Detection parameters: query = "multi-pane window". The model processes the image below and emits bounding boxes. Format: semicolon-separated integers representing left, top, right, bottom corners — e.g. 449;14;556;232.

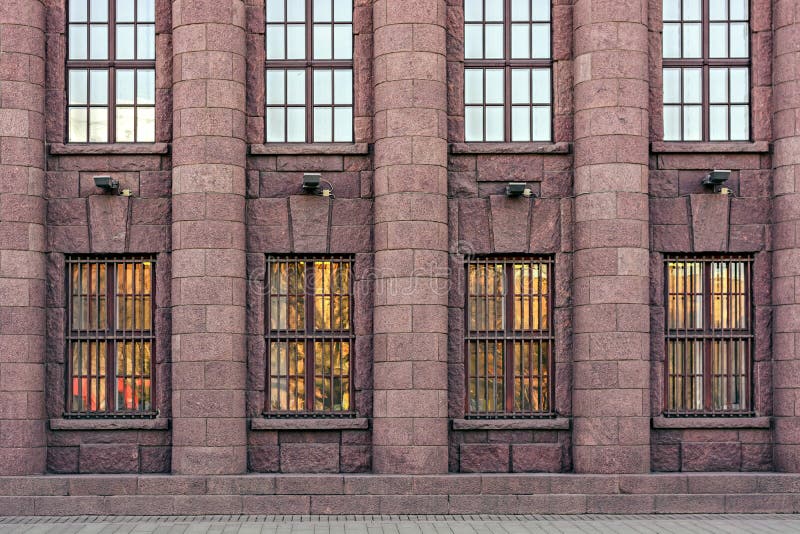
66;257;155;416
465;258;553;416
265;257;353;414
265;0;353;143
662;0;750;141
464;0;552;142
665;257;753;415
67;0;156;143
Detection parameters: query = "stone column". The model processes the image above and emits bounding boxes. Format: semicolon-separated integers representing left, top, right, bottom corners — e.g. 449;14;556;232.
0;0;47;475
571;0;651;473
772;0;800;472
171;0;248;474
371;0;449;474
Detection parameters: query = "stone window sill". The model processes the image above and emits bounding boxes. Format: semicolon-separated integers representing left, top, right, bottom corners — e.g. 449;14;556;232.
249;143;370;156
48;143;170;155
49;418;169;431
651;416;771;429
251;417;369;431
449;142;571;155
650;141;770;154
452;417;571;431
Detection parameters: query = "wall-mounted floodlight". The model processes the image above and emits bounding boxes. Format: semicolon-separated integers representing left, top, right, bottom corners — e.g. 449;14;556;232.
302;173;322;193
94;175;119;193
702;169;732;194
506;182;535;198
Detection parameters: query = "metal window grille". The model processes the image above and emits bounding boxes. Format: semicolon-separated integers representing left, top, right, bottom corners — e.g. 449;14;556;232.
464;0;553;142
65;256;156;416
664;256;753;415
66;0;156;143
465;257;554;417
265;256;354;416
662;0;751;141
265;0;354;143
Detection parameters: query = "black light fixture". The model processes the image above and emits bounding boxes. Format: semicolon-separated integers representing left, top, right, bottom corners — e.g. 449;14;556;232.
302;173;322;193
702;169;732;194
94;175;119;193
505;182;534;198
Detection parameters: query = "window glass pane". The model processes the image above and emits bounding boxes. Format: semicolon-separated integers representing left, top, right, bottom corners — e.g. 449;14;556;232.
116;24;135;59
116;0;134;21
511;106;531;141
333;24;352;59
90;24;108;60
511;24;530;59
266;70;286;105
314;0;332;21
683;105;702;140
709;68;728;103
137;71;155;105
89;107;108;142
512;0;529;21
730;68;749;103
69;25;88;59
90;0;107;21
532;0;550;20
69;70;88;106
531;24;550;58
531;68;550;104
70;0;88;22
266;107;286;142
286;24;306;59
266;0;285;22
465;106;483;141
710;0;727;20
286;69;306;105
464;25;484;58
69;108;88;142
683;0;701;20
465;69;484;105
116;107;135;142
683;23;701;57
485;106;504;141
333;0;352;22
485;0;503;21
663;68;681;104
138;0;156;22
532;106;550;141
663;0;680;20
511;69;530;104
465;0;482;21
314;24;333;59
484;24;504;58
662;24;681;58
731;0;748;19
710;105;728;140
709;23;728;57
730;23;749;57
137;25;155;59
266;25;286;59
117;69;135;105
730;105;749;140
485;69;504;104
89;69;108;105
683;68;702;104
333;70;352;105
314;70;333;105
314;107;333;142
334;107;352;142
287;107;306;142
137;107;155;142
663;105;681;140
287;1;305;21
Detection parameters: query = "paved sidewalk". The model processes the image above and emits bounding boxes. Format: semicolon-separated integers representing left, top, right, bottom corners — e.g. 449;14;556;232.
2;515;800;533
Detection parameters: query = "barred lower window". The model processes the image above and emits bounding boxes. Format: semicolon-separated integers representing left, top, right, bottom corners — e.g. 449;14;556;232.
465;258;553;416
662;0;750;141
67;0;156;143
464;0;552;142
265;0;353;143
665;257;753;415
66;257;155;416
265;257;353;414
